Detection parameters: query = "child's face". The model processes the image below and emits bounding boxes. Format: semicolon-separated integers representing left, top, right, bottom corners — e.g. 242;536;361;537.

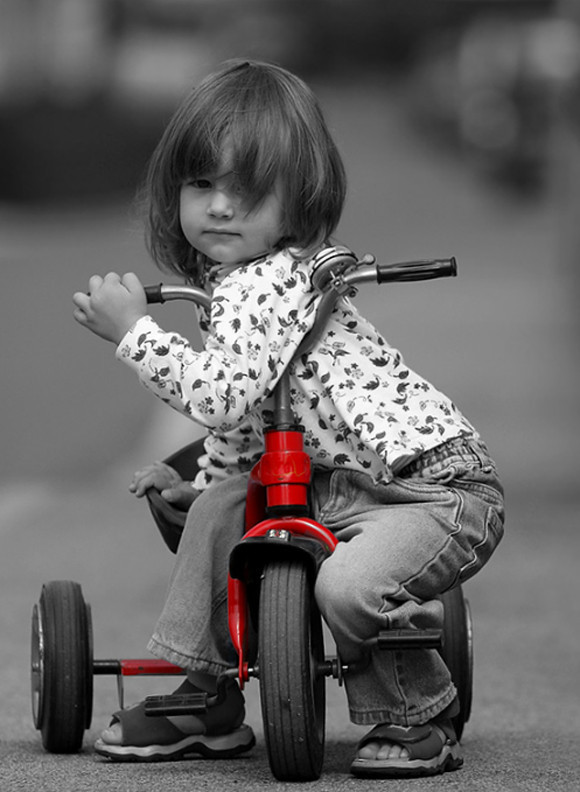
180;154;284;266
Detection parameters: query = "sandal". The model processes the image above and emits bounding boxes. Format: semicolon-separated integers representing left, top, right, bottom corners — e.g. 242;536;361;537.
350;715;463;778
94;679;255;762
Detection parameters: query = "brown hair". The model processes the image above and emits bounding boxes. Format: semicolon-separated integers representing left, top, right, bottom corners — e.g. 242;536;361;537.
142;59;347;284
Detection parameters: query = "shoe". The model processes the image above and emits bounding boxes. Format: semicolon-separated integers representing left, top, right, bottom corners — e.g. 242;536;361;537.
350;708;463;778
94;678;255;762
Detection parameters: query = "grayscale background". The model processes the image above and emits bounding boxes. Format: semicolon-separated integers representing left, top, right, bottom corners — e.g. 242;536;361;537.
1;2;578;790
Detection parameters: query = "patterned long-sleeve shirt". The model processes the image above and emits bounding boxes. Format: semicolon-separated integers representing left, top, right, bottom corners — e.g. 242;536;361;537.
116;248;478;490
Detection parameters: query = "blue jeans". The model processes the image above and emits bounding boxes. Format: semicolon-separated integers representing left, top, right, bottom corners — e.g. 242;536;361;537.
148;436;504;727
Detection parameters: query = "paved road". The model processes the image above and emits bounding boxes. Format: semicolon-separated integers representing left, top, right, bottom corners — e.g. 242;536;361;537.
2;477;579;792
1;77;579;790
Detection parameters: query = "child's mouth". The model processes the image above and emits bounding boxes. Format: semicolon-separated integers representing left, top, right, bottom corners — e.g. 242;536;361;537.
204;228;240;237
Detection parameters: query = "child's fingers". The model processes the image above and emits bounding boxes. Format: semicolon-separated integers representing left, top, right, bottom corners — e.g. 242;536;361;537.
88;274;104;293
148;461;182;487
72;291;95;323
72;306;88;325
161;483;200;510
130;466;159;495
130;475;154;497
130;462;182;496
131;471;161;495
72;291;90;310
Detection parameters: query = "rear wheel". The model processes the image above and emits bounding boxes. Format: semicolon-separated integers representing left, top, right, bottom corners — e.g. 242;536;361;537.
31;580;93;753
439;585;473;740
258;558;326;781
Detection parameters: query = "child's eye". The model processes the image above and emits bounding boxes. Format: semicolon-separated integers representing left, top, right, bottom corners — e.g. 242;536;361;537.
190;178;213;190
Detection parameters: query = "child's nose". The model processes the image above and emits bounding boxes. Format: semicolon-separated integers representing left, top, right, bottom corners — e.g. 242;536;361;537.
207;189;235;218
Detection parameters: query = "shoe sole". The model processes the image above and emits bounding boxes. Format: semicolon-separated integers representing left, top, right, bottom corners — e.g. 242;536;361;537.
350;742;463;778
94;724;256;762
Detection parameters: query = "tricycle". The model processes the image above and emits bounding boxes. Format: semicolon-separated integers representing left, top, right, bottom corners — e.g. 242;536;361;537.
31;246;472;780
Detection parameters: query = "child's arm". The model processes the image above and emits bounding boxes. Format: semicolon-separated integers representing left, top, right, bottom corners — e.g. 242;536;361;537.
72;272;147;344
115;252;317;433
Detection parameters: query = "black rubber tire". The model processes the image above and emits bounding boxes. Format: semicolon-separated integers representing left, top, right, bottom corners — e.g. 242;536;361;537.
258;558;326;781
31;580;93;753
439;585;473;740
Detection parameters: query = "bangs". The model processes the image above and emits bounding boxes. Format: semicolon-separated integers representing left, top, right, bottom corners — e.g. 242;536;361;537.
174;71;294;209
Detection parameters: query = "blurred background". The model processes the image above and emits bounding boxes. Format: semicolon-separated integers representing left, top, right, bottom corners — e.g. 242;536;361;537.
2;2;580;786
1;0;578;493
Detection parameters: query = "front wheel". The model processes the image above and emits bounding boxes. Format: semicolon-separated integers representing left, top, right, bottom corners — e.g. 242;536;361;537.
258;558;326;781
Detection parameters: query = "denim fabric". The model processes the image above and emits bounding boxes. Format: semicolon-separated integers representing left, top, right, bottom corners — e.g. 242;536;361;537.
148;437;504;727
147;473;249;677
312;436;504;725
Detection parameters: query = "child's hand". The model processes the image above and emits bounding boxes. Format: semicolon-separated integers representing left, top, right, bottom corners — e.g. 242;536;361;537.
130;461;201;511
72;272;147;344
158;481;202;511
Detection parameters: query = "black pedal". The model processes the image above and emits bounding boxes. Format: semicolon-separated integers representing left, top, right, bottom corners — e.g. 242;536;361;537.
144;692;209;717
377;628;443;650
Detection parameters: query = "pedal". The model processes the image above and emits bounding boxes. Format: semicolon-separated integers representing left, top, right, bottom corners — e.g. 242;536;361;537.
377;628;443;650
144;692;209;717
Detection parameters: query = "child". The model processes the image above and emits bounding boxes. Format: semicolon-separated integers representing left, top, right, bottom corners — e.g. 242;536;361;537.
73;59;504;778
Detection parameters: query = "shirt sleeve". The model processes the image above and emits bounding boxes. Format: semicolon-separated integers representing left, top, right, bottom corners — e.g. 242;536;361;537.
115;250;318;434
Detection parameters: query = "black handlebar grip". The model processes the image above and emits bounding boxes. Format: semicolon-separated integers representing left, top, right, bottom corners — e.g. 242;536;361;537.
376;257;457;283
144;284;165;303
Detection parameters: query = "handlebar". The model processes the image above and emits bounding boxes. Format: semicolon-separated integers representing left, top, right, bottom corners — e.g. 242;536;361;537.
144;284;164;303
375;257;456;283
142;250;457;424
144;284;212;311
143;251;457;308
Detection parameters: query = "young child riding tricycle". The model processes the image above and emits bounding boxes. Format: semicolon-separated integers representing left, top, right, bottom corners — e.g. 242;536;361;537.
71;59;504;779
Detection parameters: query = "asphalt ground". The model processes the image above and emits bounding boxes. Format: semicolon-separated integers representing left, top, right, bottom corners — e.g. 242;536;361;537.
1;77;579;790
